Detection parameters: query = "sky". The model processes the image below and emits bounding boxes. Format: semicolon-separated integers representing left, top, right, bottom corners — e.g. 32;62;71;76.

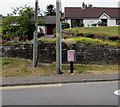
0;0;120;16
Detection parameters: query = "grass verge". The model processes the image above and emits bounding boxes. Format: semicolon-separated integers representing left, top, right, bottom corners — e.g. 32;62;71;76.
63;26;120;37
0;57;119;78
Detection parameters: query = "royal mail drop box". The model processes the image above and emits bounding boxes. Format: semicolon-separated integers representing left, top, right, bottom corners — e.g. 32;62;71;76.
67;50;76;62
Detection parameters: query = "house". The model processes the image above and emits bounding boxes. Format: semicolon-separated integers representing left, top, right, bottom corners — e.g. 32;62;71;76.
65;3;120;27
44;16;56;35
38;16;56;35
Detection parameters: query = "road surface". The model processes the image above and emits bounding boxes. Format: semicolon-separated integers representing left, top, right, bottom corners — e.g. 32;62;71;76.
2;81;119;105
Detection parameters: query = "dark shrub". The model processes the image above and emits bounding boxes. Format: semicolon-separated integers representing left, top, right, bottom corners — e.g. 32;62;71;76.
91;23;97;26
84;33;94;38
76;33;84;37
108;36;120;41
62;21;70;29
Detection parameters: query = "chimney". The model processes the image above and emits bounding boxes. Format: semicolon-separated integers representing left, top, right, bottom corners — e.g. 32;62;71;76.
82;2;86;9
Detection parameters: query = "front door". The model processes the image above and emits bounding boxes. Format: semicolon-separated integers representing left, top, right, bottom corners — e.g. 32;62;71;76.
47;24;56;35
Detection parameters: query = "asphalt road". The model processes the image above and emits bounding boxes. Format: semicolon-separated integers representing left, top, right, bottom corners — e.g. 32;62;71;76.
2;81;119;105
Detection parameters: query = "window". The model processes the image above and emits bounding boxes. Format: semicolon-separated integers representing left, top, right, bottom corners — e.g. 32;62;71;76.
71;19;83;28
101;19;107;26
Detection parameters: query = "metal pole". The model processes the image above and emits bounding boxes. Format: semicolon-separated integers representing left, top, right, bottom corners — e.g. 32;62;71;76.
70;62;73;73
33;0;38;67
56;0;62;74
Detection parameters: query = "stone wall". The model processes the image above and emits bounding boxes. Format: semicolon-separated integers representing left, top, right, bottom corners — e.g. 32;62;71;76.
1;44;33;59
1;43;120;64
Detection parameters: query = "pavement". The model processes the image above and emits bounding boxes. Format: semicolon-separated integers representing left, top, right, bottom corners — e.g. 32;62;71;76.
1;74;120;87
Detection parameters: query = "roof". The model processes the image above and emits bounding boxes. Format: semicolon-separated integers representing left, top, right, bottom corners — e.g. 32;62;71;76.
45;16;56;24
65;7;120;19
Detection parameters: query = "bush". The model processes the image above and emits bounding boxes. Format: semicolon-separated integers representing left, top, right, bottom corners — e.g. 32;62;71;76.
79;22;84;27
76;33;84;37
62;21;70;29
91;23;97;26
37;36;119;47
97;21;107;26
108;36;120;41
84;33;94;38
2;35;11;41
73;37;119;47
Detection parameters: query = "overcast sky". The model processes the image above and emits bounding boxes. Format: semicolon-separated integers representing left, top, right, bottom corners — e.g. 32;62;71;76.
0;0;120;16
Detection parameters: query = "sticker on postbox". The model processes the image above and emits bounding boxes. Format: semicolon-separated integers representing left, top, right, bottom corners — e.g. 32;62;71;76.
67;50;76;62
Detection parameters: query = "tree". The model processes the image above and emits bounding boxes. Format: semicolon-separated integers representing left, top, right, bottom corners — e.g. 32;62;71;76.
38;18;45;25
16;6;35;40
2;5;43;41
45;4;56;16
2;16;19;41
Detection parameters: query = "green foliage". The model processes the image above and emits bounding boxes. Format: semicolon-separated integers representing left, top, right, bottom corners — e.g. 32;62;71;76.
97;21;107;26
63;26;120;37
2;58;14;65
75;64;105;74
62;21;70;29
2;35;10;41
83;33;94;38
37;37;119;47
91;23;97;26
2;16;16;26
45;4;56;16
37;38;56;44
2;5;36;41
1;57;118;77
108;36;120;41
38;18;45;25
62;22;69;29
73;37;119;47
62;65;70;70
79;22;84;27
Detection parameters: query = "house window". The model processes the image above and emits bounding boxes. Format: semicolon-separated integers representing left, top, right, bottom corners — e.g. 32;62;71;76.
71;19;83;28
101;19;107;26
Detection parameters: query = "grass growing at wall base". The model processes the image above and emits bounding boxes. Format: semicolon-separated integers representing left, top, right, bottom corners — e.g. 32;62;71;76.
1;57;119;78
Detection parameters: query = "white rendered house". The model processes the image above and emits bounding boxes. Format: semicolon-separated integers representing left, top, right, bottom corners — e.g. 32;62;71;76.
65;3;120;27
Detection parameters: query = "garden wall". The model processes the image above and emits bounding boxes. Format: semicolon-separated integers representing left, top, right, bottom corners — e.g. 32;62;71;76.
1;43;120;64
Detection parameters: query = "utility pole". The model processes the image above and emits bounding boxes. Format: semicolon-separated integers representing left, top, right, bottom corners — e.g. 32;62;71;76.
33;0;38;67
56;0;62;74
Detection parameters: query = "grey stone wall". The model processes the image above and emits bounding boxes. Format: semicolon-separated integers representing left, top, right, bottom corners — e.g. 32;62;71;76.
1;44;33;59
1;43;120;64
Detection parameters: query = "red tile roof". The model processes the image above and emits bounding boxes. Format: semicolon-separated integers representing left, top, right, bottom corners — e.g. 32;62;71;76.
65;7;120;19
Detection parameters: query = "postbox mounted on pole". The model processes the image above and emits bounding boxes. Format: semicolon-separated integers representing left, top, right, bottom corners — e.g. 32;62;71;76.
67;50;76;62
67;50;76;73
